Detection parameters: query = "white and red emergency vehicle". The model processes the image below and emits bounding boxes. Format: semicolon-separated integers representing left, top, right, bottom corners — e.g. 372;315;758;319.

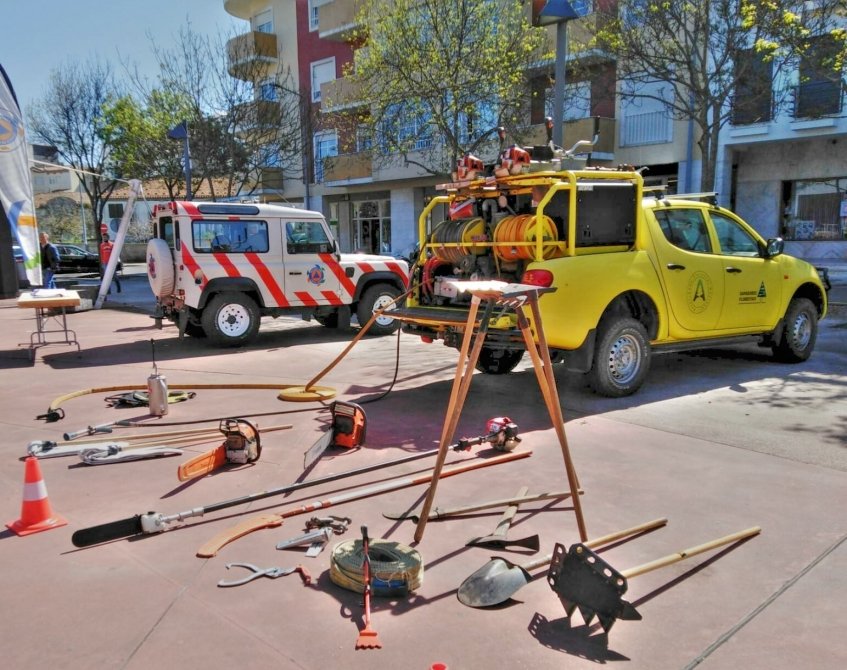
146;201;409;346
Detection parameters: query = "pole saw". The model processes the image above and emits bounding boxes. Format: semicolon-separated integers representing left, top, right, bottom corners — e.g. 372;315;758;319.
71;419;522;548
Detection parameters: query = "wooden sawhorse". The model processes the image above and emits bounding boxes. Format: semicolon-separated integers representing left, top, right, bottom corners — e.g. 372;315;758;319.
413;281;587;543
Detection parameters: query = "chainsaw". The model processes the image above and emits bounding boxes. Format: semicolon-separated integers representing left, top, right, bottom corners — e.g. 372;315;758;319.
178;419;261;481
302;401;367;469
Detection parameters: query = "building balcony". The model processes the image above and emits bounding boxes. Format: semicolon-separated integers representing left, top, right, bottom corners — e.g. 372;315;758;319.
318;0;364;42
793;80;843;119
257;167;284;192
730;92;773;126
322;152;373;185
227;31;278;80
320;77;366;112
619;110;672;147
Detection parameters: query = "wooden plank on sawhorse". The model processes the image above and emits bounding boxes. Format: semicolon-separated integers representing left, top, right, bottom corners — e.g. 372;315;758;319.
413;281;587;544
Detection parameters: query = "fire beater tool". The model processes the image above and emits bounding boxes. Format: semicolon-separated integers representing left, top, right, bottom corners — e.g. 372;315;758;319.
547;526;761;632
355;526;382;650
466;486;540;551
71;422;526;549
457;518;669;608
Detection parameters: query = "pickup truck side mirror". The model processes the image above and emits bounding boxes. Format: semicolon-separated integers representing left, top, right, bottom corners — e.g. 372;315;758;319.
764;237;784;258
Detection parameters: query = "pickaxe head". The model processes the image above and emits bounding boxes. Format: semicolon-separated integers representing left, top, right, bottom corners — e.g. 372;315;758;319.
546;542;642;633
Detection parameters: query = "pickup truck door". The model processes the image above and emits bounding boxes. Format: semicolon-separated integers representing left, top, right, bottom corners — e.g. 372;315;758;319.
709;210;783;329
651;208;726;332
282;219;342;307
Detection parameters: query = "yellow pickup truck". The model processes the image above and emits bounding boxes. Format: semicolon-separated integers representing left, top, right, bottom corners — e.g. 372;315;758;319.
391;166;828;397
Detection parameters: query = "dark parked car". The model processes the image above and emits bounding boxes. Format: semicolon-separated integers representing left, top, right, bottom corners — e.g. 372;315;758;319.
55;243;122;274
12;244;30;288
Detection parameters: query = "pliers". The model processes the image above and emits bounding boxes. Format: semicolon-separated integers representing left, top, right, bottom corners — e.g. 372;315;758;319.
217;562;312;587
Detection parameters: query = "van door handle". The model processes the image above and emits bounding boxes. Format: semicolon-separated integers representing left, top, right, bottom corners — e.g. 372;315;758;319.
725;267;742;274
666;263;686;271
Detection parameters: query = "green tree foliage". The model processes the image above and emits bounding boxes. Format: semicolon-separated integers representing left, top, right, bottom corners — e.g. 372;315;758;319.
344;0;548;175
590;0;810;193
35;196;86;242
101;89;194;198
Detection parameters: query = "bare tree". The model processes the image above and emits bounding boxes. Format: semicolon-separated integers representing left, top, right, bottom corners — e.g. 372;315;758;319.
588;0;810;192
27;59;120;234
149;22;307;200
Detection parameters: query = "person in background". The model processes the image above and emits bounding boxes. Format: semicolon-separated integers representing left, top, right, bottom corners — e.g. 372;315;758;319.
99;234;121;293
39;231;59;289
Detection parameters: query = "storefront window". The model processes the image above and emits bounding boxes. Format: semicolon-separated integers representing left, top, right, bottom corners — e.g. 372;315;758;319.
782;177;847;241
353;199;391;254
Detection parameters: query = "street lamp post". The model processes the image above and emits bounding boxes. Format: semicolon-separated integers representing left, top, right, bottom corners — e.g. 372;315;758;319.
538;1;579;149
167;121;193;200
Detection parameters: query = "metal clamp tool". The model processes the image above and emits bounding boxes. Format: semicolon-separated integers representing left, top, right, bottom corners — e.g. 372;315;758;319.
217;562;311;587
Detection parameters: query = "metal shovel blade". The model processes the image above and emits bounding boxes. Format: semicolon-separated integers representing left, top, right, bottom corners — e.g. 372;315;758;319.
457;556;534;608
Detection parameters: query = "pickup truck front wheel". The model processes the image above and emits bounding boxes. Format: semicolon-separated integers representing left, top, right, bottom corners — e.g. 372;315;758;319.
588;316;650;397
357;284;401;336
772;297;817;363
202;292;260;347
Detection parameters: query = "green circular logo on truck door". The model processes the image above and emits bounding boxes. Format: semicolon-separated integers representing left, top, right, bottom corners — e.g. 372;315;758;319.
687;271;713;314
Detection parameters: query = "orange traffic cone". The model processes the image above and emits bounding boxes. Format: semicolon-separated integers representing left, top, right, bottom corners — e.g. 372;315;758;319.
6;456;67;536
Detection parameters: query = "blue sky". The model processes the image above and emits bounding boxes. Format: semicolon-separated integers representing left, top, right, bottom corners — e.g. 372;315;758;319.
2;0;242;113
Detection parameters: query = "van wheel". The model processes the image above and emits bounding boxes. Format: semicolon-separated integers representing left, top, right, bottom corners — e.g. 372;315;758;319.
357;284;401;336
202;292;260;347
588;316;650;397
476;347;524;375
772;297;817;362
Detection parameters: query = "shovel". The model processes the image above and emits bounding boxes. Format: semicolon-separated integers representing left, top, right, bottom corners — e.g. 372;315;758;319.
466;486;540;551
457;518;669;608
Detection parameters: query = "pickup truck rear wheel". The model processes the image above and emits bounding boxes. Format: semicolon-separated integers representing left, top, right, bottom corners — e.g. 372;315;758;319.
202;292;260;347
476;347;524;375
588;316;650;397
772;297;817;362
357;284;401;336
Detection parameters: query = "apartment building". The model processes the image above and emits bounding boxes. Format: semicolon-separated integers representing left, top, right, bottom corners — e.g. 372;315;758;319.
224;1;845;262
716;34;847;263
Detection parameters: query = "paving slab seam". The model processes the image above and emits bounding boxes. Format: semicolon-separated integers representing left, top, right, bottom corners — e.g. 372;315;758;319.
682;530;847;669
120;584;189;670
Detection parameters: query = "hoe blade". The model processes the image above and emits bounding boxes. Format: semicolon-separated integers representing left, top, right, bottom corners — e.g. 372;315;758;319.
547;542;641;633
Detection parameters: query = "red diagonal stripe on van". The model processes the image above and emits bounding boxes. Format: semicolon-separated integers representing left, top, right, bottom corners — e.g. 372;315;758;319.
295;291;319;307
385;261;409;286
180;245;207;289
321;290;344;305
246;253;289;307
320;253;357;297
213;252;240;277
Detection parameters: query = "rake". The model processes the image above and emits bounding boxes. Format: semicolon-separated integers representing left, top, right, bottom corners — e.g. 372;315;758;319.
355;525;382;650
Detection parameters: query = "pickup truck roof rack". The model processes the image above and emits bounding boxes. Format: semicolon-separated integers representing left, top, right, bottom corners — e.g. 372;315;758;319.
649;190;718;205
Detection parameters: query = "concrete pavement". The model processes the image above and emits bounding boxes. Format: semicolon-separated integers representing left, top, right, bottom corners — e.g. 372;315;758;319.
0;269;844;669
